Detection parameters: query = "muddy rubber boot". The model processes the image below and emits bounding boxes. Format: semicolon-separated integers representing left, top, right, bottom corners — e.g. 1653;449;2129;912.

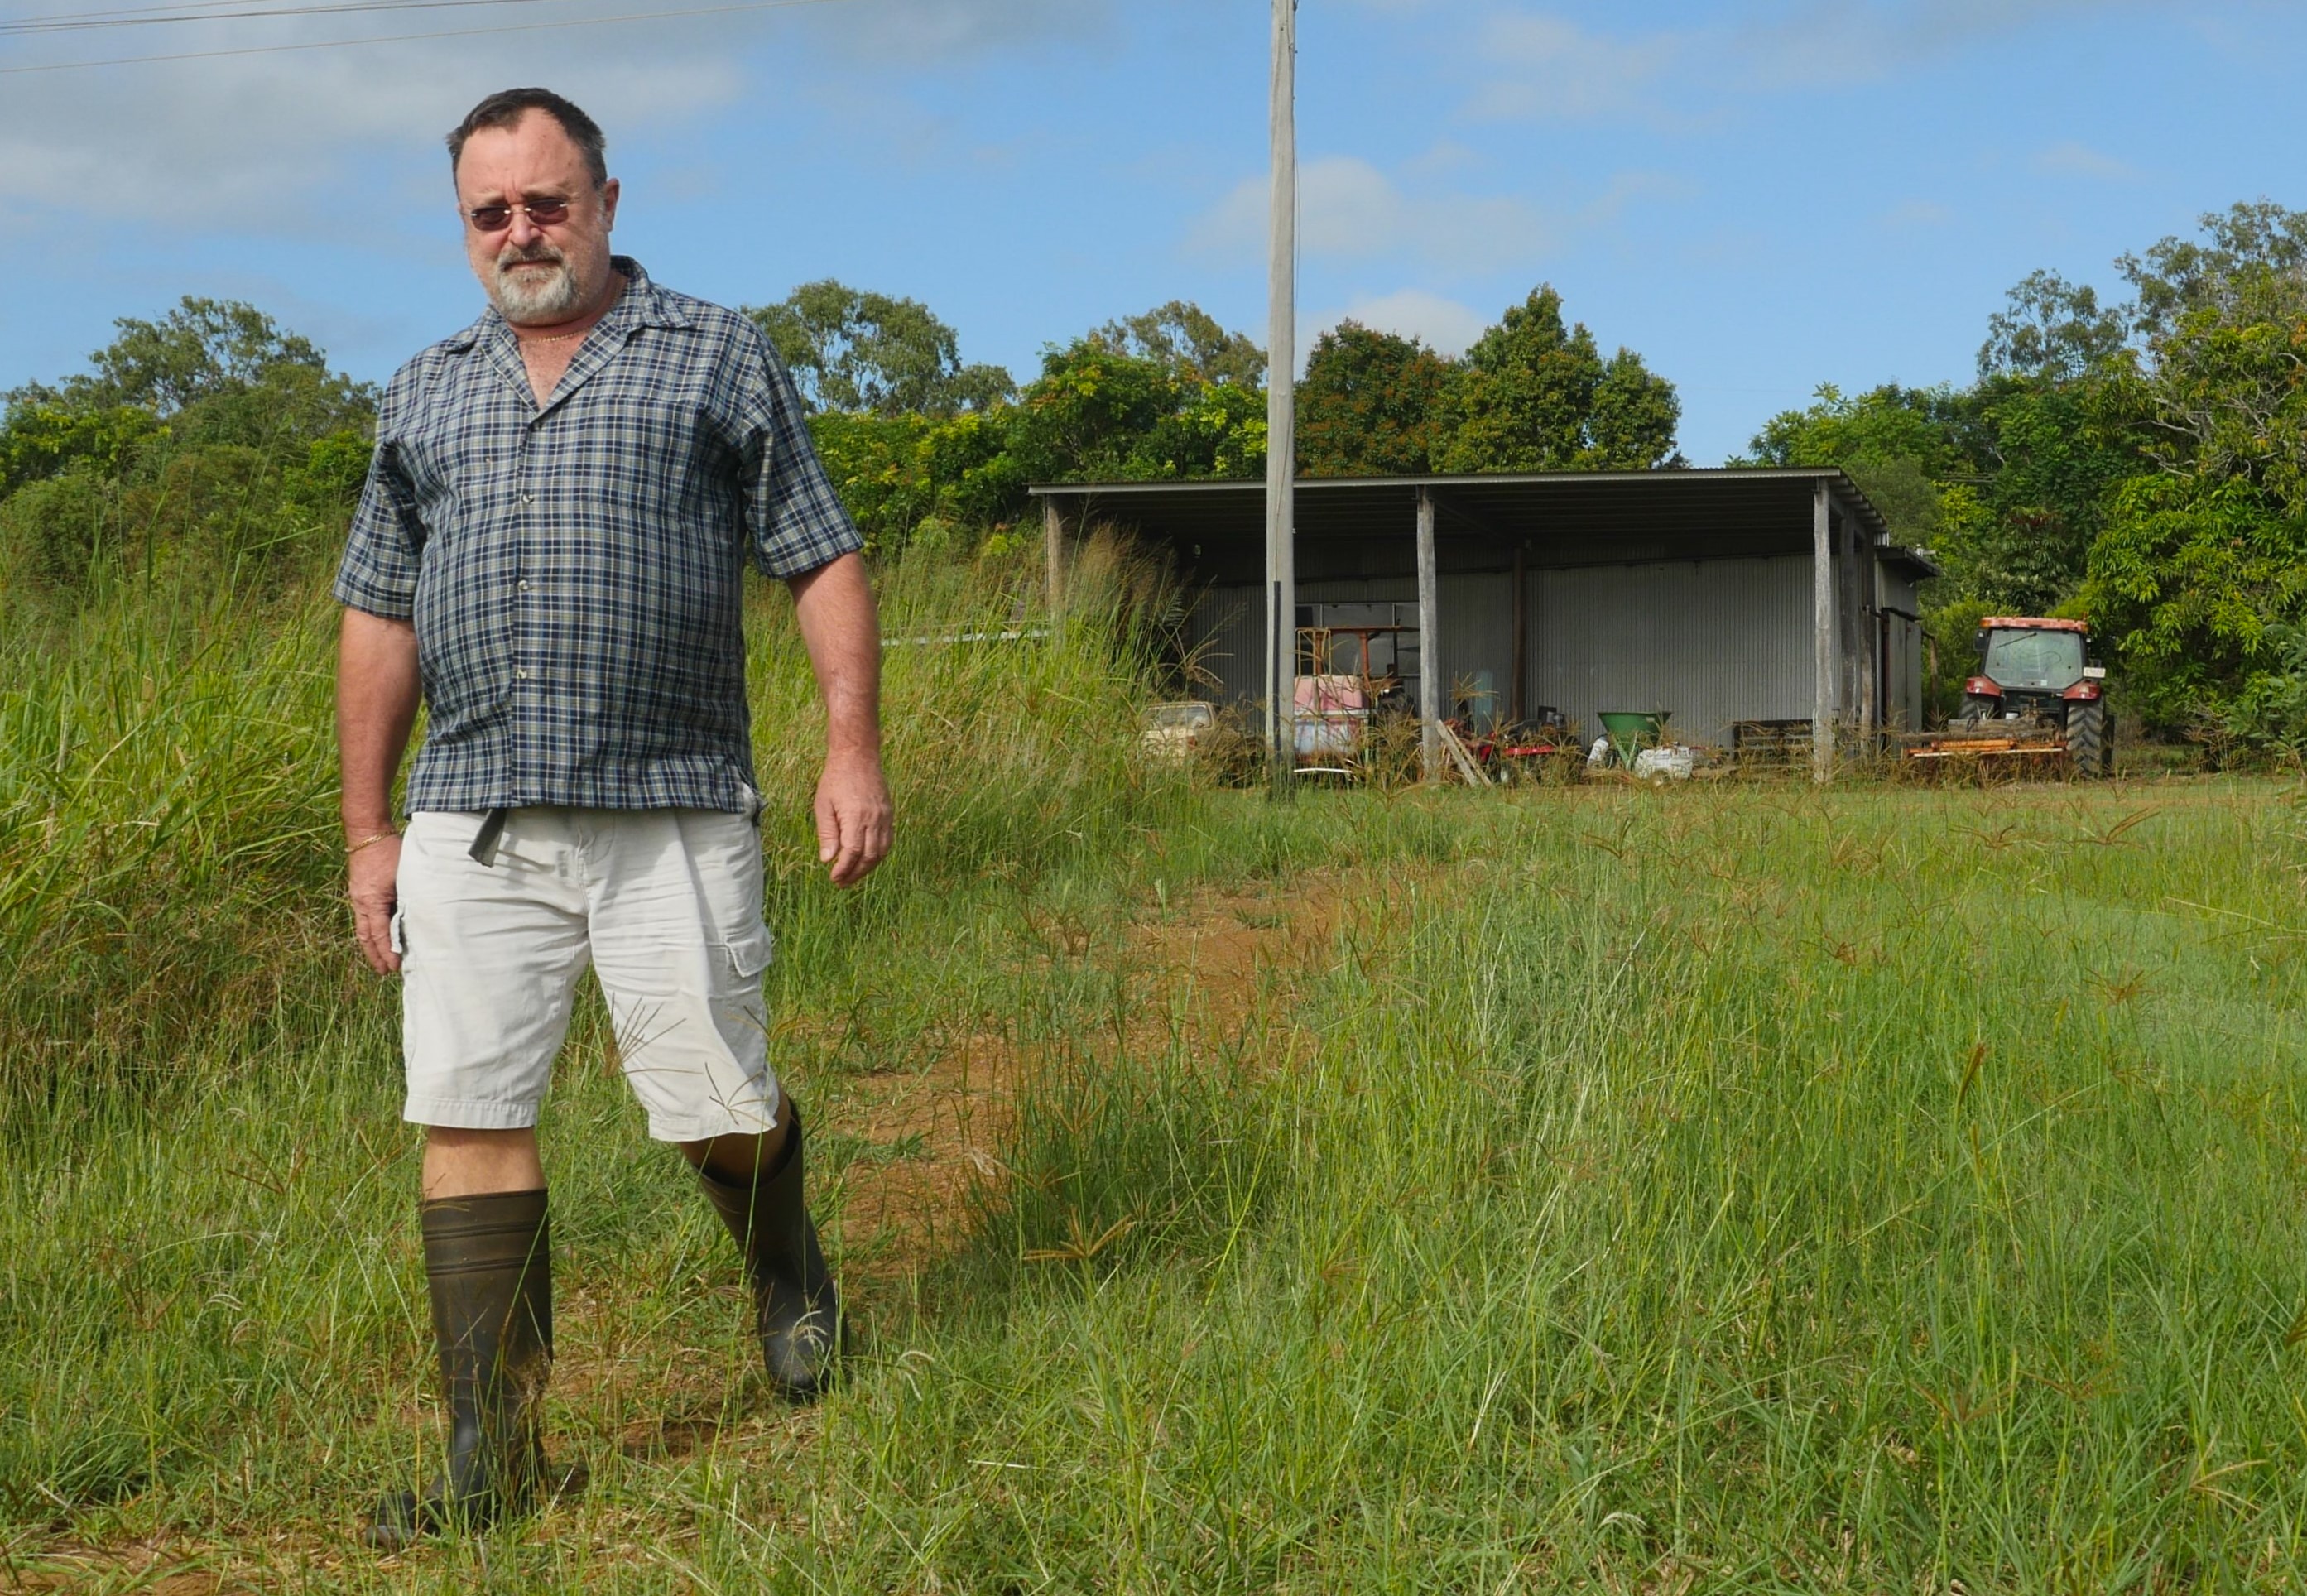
366;1188;553;1550
698;1109;842;1398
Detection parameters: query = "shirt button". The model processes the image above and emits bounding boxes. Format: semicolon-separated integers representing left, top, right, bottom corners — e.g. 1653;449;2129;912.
517;668;530;680
518;580;531;592
520;493;535;506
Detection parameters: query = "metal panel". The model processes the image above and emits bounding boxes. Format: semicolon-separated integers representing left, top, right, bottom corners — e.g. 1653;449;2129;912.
1526;555;1814;749
1436;571;1514;728
1184;585;1265;709
1878;565;1924;731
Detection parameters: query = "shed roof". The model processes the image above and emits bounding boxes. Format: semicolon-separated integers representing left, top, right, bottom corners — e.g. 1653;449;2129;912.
1029;467;1910;586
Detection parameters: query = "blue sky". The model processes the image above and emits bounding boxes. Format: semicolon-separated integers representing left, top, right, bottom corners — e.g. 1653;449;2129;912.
1;0;2300;463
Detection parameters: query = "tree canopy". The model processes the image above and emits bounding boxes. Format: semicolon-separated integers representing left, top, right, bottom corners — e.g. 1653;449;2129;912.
1296;322;1454;477
1088;301;1267;389
0;298;375;600
745;281;1014;417
1441;288;1681;473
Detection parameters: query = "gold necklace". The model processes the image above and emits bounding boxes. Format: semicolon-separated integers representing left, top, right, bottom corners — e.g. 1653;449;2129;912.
519;324;589;346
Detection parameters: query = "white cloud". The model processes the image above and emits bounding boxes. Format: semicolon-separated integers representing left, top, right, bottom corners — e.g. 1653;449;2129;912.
0;0;1101;226
2032;139;2139;181
1320;289;1491;358
1733;0;2175;86
1464;14;1685;122
796;0;1112;63
1192;156;1553;273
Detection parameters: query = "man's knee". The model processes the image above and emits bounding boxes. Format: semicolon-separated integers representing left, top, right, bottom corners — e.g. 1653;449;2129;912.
421;1124;544;1200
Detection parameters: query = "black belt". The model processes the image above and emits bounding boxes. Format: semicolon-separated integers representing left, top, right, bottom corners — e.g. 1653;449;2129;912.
469;806;509;867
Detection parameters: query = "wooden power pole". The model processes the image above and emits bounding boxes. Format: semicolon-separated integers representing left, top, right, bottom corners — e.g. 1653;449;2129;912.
1265;0;1297;795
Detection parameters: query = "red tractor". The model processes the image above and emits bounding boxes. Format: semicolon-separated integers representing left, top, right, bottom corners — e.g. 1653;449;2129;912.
1904;617;2114;776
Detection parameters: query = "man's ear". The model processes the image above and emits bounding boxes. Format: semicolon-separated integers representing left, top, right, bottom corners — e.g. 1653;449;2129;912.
601;176;620;231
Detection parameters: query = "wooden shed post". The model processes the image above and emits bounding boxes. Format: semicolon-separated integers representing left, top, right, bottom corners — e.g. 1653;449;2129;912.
1812;479;1835;783
1857;541;1877;753
1043;495;1064;614
1417;487;1442;782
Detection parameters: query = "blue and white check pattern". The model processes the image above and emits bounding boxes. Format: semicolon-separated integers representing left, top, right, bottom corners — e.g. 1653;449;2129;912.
335;258;861;815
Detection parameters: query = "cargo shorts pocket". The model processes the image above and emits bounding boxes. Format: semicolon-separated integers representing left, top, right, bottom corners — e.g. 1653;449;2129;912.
722;921;775;982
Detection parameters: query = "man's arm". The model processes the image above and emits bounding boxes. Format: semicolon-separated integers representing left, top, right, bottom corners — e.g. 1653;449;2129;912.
339;607;421;973
788;550;891;887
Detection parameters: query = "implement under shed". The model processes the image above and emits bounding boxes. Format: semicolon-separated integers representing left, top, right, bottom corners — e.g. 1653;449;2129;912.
1031;469;1935;778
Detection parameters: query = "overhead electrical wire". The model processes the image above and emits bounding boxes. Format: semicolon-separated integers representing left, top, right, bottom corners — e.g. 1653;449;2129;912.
2;1;571;38
0;0;848;73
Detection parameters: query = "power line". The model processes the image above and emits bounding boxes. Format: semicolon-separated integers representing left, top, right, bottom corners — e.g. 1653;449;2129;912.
2;1;570;39
0;0;847;73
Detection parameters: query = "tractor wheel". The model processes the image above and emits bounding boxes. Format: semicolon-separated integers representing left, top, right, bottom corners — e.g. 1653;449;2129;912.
2067;699;2107;778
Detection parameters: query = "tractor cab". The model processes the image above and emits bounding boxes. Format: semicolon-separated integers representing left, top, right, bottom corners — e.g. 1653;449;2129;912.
1963;618;2105;724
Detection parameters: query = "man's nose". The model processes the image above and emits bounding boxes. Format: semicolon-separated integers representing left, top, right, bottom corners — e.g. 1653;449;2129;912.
505;208;542;248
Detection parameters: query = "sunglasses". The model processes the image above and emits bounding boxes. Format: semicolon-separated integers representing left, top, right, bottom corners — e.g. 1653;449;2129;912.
465;198;572;233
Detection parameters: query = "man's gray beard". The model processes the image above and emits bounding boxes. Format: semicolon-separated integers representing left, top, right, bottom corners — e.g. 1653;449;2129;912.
491;248;588;324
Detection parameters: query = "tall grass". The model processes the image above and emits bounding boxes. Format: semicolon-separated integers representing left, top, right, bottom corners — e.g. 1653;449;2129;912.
0;536;1185;1109
6;546;2307;1589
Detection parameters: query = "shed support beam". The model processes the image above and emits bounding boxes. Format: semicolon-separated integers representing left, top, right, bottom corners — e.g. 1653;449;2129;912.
1858;542;1877;754
1042;496;1064;613
1812;480;1835;783
1417;487;1442;782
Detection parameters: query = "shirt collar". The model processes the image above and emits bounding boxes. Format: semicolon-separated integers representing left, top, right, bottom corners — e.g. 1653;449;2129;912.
446;256;689;352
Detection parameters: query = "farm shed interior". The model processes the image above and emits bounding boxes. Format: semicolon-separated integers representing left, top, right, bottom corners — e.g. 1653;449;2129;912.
1031;468;1936;762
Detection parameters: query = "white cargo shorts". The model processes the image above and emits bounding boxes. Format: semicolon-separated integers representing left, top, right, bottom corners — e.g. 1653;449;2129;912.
392;805;781;1142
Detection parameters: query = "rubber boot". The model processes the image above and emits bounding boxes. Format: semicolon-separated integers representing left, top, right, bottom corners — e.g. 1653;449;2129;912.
698;1109;842;1398
367;1188;553;1550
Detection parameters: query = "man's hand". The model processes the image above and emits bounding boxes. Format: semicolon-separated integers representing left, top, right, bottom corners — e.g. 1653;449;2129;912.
815;754;892;887
349;834;404;973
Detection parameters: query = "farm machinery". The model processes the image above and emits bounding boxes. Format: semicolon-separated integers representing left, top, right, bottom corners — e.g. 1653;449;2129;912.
1901;617;2114;776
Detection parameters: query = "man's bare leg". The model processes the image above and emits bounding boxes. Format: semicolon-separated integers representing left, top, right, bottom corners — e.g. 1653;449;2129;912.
422;1127;546;1200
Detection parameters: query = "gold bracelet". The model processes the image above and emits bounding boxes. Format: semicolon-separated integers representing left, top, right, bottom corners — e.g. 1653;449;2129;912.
346;829;400;856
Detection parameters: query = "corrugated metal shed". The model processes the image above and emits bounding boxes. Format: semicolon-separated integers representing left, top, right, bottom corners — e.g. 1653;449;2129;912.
1060;469;1931;760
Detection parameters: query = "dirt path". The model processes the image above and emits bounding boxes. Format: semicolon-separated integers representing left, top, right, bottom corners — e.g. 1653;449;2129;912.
825;871;1347;1285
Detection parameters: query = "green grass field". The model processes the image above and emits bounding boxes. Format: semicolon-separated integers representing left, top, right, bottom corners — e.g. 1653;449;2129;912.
6;560;2307;1590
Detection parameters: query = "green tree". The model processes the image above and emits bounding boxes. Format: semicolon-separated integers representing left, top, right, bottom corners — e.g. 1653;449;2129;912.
1007;342;1265;485
2080;474;2307;731
1437;287;1680;472
745;281;1014;416
1088;301;1266;389
1978;270;2128;383
9;298;330;417
1297;322;1455;476
1;300;375;599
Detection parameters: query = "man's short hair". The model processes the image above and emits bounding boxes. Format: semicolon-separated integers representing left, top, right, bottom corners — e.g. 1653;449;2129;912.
447;89;608;189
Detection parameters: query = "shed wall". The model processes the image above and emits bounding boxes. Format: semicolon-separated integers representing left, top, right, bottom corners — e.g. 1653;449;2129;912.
1525;555;1815;748
1184;576;1514;719
1186;555;1843;749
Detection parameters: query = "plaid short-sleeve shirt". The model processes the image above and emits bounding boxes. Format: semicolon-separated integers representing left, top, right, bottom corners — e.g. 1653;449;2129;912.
334;258;862;815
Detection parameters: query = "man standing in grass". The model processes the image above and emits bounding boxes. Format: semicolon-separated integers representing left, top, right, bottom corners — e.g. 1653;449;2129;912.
334;87;891;1547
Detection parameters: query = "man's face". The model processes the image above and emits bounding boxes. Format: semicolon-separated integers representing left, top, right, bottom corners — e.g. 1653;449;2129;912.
454;110;620;324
